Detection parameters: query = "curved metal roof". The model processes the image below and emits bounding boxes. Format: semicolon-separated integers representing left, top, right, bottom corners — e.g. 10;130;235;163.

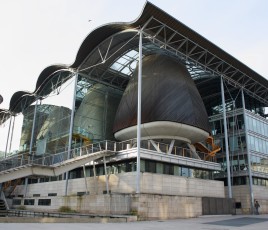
1;1;268;123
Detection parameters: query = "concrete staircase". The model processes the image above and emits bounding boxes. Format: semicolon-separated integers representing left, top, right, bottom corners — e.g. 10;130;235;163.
0;199;7;216
0;150;115;183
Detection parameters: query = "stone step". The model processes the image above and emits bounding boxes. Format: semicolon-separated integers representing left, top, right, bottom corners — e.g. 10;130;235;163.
0;199;6;211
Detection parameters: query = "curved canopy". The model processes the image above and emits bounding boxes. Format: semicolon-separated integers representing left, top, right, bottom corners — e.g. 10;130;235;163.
1;1;268;123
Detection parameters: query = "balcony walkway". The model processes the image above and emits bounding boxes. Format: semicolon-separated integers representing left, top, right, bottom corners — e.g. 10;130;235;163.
0;141;116;183
0;139;220;183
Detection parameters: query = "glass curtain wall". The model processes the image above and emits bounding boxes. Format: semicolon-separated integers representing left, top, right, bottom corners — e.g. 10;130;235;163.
73;75;122;145
246;112;268;174
0;114;12;158
211;109;268;176
1;111;29;157
20;72;75;156
210;110;249;175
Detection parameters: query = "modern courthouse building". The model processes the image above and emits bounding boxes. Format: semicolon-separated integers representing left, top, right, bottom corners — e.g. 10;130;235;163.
1;2;268;219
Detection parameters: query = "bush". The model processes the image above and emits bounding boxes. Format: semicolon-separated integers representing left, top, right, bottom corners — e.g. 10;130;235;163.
58;206;76;213
17;205;26;210
129;210;138;216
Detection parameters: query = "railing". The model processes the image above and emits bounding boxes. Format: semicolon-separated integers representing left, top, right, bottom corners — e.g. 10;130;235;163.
0;209;130;219
0;139;216;173
0;141;116;172
0;191;9;210
116;139;215;161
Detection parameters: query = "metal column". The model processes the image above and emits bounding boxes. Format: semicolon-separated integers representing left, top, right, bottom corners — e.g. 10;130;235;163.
241;89;254;214
4;115;12;158
93;161;97;194
136;30;143;194
25;98;39;198
65;72;78;196
83;165;89;195
220;76;232;198
24;178;28;198
103;156;109;194
8;116;15;153
29;98;39;155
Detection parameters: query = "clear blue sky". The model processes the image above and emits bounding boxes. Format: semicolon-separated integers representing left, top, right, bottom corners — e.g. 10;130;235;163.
0;0;268;109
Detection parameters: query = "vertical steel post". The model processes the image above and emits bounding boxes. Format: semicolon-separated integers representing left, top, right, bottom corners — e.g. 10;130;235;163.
29;98;39;155
65;72;78;196
136;30;143;194
4;115;12;158
83;165;89;195
103;156;109;194
93;161;97;194
242;89;254;214
24;178;28;198
8;116;15;153
103;92;108;138
220;76;232;198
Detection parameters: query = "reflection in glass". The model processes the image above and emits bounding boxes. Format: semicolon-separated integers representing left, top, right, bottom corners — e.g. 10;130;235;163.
18;74;75;156
73;76;122;144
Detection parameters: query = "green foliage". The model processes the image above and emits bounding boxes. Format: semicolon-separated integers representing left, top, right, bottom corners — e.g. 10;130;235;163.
129;210;138;216
58;206;77;213
17;205;26;210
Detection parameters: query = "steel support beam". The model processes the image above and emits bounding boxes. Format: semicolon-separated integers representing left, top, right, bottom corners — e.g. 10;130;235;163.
4;116;12;158
242;89;254;214
83;165;89;195
136;30;143;194
29;98;39;155
221;76;232;198
103;156;109;194
65;73;78;196
8;116;15;154
93;161;97;194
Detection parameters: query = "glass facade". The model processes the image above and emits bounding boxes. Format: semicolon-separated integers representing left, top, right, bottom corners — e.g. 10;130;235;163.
19;76;75;155
1;74;123;157
0;113;24;156
73;76;122;144
29;159;214;183
210;109;268;182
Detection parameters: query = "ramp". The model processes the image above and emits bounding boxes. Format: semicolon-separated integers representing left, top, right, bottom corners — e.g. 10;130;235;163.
0;150;114;183
0;141;117;183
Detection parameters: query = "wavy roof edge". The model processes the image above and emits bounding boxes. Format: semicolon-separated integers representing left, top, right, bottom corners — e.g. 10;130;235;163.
1;1;267;117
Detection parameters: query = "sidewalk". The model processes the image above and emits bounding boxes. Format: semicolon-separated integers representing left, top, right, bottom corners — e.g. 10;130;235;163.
1;215;268;230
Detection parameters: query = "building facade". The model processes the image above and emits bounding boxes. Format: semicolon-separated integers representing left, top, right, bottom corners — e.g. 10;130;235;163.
0;2;268;219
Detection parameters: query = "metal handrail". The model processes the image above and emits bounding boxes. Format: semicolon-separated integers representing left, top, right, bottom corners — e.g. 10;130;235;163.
0;139;215;173
0;191;9;210
0;209;131;219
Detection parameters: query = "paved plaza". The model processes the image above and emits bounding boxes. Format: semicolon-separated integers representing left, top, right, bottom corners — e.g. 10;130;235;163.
1;215;268;230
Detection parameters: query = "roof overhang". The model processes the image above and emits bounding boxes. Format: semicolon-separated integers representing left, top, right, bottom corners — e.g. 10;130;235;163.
1;1;268;121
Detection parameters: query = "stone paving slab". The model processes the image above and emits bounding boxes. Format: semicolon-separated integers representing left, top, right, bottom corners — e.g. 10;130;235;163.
204;217;268;227
1;215;268;230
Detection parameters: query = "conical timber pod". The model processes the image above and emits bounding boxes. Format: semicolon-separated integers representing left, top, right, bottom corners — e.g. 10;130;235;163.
113;54;210;144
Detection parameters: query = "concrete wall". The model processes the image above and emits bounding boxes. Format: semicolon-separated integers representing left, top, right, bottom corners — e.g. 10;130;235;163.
12;194;130;214
226;185;251;214
13;172;224;198
10;173;224;219
12;193;202;219
132;194;202;219
225;185;268;214
140;173;224;197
